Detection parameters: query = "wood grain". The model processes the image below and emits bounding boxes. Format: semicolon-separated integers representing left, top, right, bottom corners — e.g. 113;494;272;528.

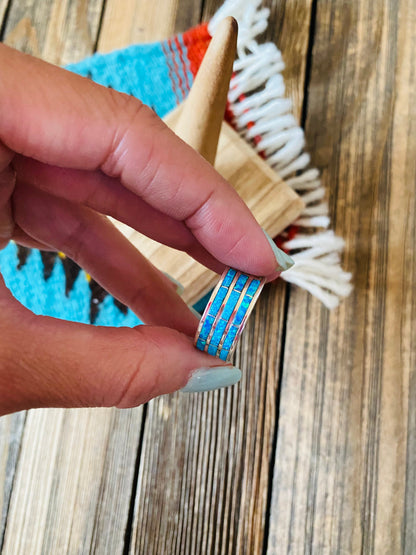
2;0;104;63
97;0;177;52
0;413;26;550
97;0;203;53
2;408;143;554
0;0;9;31
261;0;314;122
267;1;416;553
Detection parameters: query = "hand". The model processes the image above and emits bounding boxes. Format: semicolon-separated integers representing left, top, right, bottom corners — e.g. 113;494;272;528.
0;44;280;415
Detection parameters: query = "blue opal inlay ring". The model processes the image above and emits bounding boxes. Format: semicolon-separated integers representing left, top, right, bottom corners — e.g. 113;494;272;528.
194;268;266;361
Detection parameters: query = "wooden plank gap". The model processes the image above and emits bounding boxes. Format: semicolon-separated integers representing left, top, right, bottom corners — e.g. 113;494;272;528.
122;402;148;555
92;0;108;53
300;0;318;128
198;3;205;24
0;0;12;40
261;284;291;555
0;412;27;552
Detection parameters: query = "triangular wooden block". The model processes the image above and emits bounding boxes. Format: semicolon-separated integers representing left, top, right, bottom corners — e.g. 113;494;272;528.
114;108;304;306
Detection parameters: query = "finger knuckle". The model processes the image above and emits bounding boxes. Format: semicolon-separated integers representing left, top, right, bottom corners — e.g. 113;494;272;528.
114;327;163;408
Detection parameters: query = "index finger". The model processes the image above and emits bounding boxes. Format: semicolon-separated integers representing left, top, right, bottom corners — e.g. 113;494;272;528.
0;44;280;276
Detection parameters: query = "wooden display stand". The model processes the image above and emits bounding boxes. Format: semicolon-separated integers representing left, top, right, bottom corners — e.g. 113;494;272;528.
115;17;304;305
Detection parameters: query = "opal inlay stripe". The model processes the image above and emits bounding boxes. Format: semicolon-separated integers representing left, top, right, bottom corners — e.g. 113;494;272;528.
217;277;252;354
203;271;240;352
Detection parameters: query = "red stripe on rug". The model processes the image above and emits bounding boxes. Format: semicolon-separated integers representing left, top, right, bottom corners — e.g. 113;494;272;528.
173;35;191;92
161;40;182;104
167;37;187;100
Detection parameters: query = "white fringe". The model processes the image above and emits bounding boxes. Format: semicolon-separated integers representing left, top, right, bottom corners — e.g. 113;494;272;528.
209;0;352;308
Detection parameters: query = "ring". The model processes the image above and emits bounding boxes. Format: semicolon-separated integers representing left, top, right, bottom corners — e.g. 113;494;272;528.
194;268;266;361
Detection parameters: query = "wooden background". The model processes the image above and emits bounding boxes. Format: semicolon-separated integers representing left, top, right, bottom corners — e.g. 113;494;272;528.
0;0;415;553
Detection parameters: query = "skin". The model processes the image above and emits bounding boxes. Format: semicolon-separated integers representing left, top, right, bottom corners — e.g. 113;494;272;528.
0;44;279;415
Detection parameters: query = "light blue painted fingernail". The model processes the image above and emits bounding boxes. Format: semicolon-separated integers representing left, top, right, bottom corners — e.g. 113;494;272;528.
262;229;294;272
180;366;241;393
164;272;185;295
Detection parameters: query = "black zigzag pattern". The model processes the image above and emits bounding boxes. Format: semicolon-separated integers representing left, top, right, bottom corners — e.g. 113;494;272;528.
17;247;128;323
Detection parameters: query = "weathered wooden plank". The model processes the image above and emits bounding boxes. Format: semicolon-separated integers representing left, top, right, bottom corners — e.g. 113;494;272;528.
388;4;416;551
97;0;200;53
173;0;204;33
262;0;314;122
2;0;104;64
267;1;416;553
0;0;10;30
2;408;143;554
405;368;416;552
0;413;26;549
129;284;285;554
97;0;202;53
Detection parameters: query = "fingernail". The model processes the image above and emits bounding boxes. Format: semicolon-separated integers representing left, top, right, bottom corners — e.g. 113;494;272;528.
262;229;294;272
164;273;185;295
180;366;242;393
189;306;201;319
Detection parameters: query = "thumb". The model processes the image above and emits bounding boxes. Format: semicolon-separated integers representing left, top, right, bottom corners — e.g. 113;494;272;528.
0;287;241;414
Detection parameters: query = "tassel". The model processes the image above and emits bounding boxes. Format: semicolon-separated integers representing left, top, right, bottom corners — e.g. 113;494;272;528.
209;0;352;307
